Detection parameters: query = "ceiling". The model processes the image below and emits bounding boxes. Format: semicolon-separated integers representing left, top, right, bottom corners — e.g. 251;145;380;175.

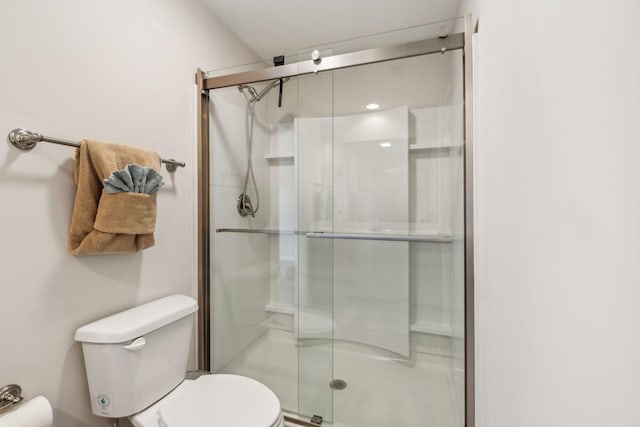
201;0;462;61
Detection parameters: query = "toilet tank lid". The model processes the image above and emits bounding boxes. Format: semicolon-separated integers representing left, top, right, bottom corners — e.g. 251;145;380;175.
74;295;198;344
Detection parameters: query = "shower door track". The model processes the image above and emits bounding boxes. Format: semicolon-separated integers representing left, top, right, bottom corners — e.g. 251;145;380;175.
196;15;476;427
202;33;464;90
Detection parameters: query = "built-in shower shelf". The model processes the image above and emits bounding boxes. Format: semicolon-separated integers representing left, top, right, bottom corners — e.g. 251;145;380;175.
261;307;294;332
265;303;295;315
263;307;455;338
265;152;294;161
409;144;463;154
410;321;453;337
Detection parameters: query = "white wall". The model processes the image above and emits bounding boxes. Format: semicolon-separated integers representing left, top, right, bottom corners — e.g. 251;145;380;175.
459;1;640;426
0;1;257;426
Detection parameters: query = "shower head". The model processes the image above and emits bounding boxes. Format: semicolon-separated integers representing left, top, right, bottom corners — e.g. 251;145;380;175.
238;84;258;100
238;78;289;104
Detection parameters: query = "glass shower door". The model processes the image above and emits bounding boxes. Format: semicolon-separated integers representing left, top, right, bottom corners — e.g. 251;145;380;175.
296;47;465;426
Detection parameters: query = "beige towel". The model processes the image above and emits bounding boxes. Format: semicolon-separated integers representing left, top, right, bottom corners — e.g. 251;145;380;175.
69;139;161;255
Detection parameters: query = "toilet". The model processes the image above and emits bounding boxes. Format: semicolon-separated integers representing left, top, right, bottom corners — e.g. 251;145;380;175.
74;295;284;427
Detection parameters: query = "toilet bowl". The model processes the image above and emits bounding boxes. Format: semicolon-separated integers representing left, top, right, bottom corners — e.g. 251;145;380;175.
74;295;284;427
130;374;284;427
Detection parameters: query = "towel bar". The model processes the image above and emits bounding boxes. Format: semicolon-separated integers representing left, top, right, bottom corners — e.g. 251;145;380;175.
8;128;186;172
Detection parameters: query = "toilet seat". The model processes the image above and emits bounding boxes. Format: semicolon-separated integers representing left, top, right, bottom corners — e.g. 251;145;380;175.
130;374;283;427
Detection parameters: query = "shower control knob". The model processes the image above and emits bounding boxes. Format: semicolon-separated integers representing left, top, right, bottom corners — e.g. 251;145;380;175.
311;49;321;62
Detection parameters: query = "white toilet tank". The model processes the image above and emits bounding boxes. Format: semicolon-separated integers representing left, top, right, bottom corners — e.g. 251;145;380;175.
74;295;198;418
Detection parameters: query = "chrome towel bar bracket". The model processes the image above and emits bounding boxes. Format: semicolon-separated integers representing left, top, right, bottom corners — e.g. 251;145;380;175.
0;384;24;414
8;128;186;173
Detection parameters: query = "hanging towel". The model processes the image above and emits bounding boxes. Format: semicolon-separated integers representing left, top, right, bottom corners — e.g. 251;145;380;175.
103;164;164;195
69;140;162;255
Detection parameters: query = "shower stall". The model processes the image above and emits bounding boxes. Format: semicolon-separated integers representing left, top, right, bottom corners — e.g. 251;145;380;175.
197;16;474;427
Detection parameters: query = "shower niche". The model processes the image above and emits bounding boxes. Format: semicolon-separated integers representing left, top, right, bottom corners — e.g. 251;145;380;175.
205;19;469;427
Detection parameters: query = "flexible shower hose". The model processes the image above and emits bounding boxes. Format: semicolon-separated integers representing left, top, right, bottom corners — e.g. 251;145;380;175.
238;98;260;217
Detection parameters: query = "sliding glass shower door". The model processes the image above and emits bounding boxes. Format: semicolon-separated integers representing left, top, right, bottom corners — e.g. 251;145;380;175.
207;20;467;426
295;48;465;426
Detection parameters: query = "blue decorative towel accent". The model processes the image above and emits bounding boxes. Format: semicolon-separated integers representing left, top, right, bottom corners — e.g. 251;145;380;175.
103;164;164;195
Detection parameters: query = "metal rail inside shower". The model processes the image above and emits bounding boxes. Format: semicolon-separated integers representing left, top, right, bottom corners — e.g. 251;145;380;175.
215;228;453;243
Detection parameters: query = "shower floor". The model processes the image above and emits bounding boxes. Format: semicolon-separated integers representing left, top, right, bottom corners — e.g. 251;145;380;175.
218;329;462;427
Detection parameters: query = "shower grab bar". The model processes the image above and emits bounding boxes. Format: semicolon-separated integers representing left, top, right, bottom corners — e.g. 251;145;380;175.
8;128;186;172
215;228;452;243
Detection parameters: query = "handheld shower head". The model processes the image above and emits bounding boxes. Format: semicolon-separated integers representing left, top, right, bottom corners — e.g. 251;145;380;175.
238;84;259;101
238;78;289;104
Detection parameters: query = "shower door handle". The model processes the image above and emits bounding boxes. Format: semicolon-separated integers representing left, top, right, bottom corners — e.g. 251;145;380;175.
305;232;453;243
